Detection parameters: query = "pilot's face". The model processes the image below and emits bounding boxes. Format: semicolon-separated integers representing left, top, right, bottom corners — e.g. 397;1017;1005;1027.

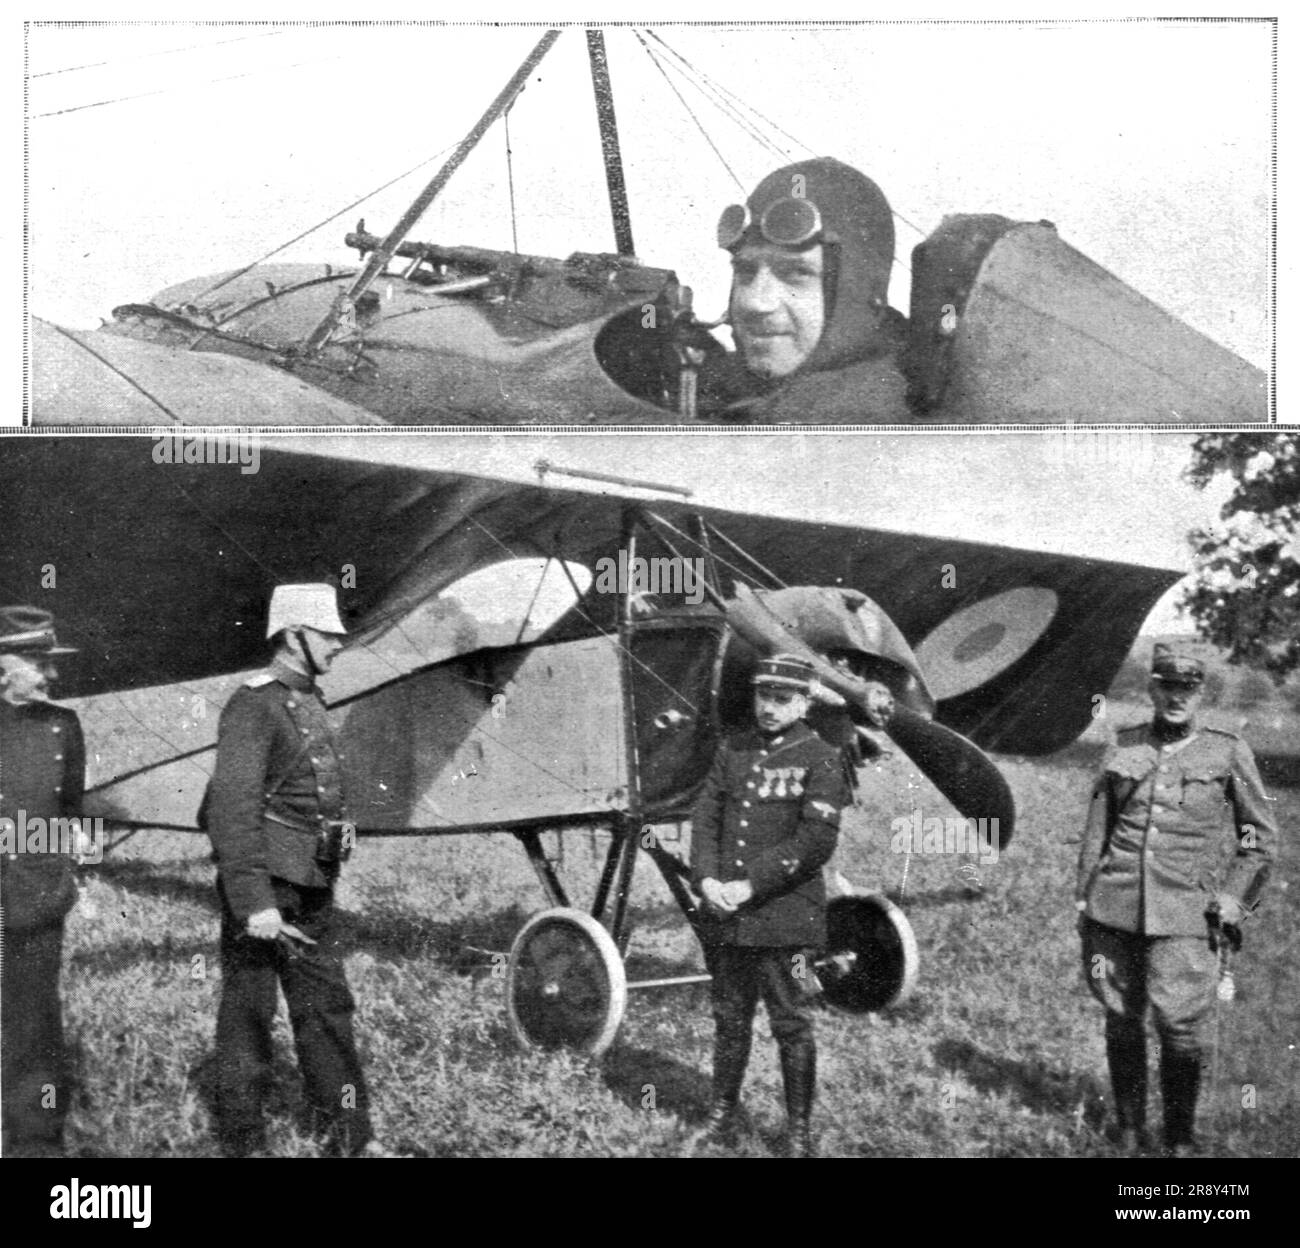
1149;678;1203;726
729;242;825;380
753;685;808;735
0;652;58;705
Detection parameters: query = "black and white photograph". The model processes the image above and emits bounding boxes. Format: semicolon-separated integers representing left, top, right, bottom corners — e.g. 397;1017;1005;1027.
24;19;1272;426
1;428;1295;1174
3;9;1293;1232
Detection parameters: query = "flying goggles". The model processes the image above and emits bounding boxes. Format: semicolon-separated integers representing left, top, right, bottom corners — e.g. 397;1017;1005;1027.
716;197;831;250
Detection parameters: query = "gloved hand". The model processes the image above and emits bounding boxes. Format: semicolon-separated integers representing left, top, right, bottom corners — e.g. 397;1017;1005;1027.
720;879;754;908
246;908;283;939
246;908;318;950
699;878;736;913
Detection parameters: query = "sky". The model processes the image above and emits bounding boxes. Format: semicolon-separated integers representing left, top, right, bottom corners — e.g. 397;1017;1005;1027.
23;19;1272;365
10;14;1274;637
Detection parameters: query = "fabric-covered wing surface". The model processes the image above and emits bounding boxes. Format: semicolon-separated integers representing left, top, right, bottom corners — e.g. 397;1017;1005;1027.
0;435;1178;755
29;318;385;427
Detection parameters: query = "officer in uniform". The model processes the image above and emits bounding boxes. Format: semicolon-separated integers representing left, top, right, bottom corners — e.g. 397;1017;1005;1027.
690;654;850;1156
208;583;375;1157
699;156;910;423
1076;644;1276;1155
0;606;84;1157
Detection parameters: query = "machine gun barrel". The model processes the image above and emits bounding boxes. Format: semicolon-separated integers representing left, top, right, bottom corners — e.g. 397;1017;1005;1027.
303;27;561;354
343;230;565;278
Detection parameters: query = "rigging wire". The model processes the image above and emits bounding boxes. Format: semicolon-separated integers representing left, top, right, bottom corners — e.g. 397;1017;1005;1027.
643;512;786;593
80;477;637;823
662;62;788;166
645;28;928;251
630;34;1246;390
32;51;347;119
641;30;792;165
191;140;459;304
42;323;183;423
31;28;287;79
36;29;1245;408
458;512;703;715
646;29;818;162
89;619;522;832
630;29;745;193
513;557;552;645
348;612;605;823
89;690;219;789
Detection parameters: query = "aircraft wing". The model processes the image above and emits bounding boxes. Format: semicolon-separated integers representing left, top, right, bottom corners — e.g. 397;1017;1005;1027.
1;435;1177;757
30;212;1266;427
29;252;690;426
29;317;385;426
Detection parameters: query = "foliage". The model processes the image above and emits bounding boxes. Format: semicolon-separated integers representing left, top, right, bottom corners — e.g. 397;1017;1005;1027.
1184;434;1300;681
1234;669;1276;711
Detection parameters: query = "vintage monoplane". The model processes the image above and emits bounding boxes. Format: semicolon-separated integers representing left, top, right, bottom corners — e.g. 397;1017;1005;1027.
29;27;1266;426
2;435;1180;1053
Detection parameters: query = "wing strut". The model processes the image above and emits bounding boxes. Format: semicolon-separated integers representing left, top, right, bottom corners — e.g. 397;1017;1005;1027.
300;27;561;356
586;28;636;257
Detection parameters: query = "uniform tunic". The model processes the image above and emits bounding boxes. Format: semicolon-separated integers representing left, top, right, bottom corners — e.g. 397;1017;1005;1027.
0;698;85;1153
703;354;912;424
1076;721;1276;1046
207;660;370;1156
691;721;849;1052
207;664;347;922
1077;723;1275;937
691;720;848;948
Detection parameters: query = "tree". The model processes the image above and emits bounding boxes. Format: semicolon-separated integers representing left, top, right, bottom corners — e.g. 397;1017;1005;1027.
1184;433;1300;681
1233;669;1276;711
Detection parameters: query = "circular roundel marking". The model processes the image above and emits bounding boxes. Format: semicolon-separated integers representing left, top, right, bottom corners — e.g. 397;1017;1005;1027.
505;907;627;1056
914;587;1060;701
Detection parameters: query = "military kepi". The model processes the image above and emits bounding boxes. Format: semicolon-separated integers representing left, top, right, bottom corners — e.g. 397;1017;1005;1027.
265;584;348;638
0;606;78;655
1151;642;1204;687
752;653;816;692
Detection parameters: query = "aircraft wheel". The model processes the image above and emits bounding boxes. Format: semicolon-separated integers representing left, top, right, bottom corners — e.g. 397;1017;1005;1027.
820;893;919;1013
505;907;627;1056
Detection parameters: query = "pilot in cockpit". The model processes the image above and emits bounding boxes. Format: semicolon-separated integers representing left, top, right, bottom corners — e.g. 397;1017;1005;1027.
697;157;911;423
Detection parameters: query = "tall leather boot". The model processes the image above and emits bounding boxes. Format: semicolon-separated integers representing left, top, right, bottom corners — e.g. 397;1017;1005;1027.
1161;1044;1202;1156
780;1042;816;1158
699;1029;752;1147
1105;1015;1150;1151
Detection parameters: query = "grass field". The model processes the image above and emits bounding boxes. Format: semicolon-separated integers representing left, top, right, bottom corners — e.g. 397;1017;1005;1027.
53;689;1298;1160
